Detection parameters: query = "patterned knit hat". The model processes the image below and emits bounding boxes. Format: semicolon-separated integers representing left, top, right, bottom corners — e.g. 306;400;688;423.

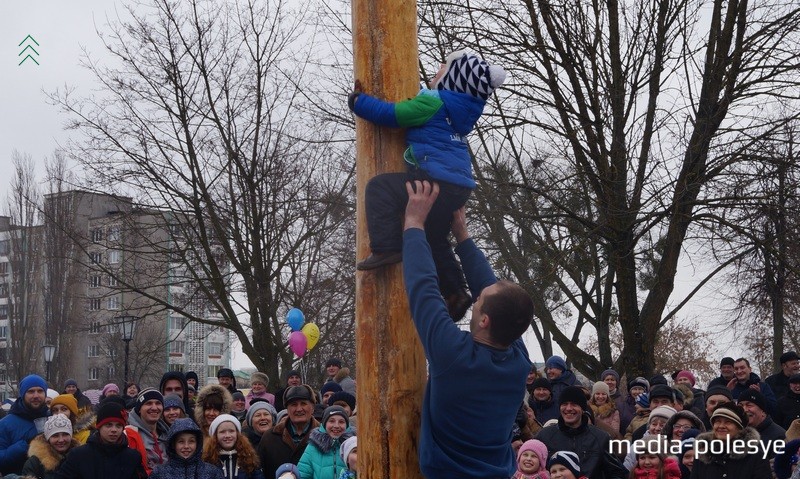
435;50;507;100
44;414;74;440
547;450;581;477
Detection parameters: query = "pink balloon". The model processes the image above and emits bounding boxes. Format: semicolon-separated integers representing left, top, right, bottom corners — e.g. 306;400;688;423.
288;331;307;357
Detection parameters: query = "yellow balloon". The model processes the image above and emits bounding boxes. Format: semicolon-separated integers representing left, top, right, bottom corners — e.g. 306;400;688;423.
301;323;320;350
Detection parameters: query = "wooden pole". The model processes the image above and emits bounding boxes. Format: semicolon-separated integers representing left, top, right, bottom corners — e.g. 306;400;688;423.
352;0;425;478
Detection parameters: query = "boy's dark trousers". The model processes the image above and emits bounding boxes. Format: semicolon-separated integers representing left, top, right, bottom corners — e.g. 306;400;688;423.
365;172;471;302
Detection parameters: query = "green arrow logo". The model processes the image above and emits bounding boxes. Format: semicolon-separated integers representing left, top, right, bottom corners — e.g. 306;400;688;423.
18;35;40;66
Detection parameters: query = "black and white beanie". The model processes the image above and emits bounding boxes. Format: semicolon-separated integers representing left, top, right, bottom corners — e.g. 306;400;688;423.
435;50;507;100
547;450;581;476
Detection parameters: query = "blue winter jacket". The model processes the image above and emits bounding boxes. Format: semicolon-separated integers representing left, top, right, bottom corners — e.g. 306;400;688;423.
0;375;50;475
297;426;354;479
403;228;531;479
352;89;486;189
149;418;224;479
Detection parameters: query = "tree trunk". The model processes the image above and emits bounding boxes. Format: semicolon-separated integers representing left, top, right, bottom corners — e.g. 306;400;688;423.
352;1;425;478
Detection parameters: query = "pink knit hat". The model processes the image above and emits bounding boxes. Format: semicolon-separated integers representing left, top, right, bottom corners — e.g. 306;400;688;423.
676;370;696;387
517;439;548;474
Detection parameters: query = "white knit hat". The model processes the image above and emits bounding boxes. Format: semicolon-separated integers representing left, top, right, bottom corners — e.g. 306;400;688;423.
44;414;73;440
209;413;241;437
340;436;357;468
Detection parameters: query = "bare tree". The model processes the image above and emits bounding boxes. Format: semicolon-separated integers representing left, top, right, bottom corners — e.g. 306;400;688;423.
416;0;800;378
52;0;356;387
5;151;44;386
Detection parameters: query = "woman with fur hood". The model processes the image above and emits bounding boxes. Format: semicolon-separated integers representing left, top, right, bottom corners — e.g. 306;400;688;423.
195;384;233;438
298;406;355;479
15;415;80;479
689;402;770;478
662;410;705;444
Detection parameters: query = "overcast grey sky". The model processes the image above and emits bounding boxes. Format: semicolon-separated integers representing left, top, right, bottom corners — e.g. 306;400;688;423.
0;1;121;200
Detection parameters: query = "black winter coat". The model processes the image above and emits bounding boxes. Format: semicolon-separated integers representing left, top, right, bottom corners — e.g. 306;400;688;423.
776;391;800;429
689;428;771;479
54;432;147;479
535;417;627;479
257;417;319;479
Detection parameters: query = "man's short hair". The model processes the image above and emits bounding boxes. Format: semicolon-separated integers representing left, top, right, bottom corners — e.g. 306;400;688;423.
734;358;750;367
482;280;534;347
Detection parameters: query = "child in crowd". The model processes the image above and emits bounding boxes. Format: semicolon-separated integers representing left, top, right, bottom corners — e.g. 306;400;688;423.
348;50;507;321
338;436;357;479
513;439;549;479
149;418;224;479
628;436;681;479
275;463;300;479
547;451;587;479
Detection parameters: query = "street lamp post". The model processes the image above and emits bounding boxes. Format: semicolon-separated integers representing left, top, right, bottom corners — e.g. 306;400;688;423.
115;315;138;384
42;344;55;383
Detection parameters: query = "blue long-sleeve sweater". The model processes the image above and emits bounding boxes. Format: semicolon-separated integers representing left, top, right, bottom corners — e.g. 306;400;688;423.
403;228;531;479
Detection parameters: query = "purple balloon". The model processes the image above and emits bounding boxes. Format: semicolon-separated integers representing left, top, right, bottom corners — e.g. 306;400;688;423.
288;331;307;357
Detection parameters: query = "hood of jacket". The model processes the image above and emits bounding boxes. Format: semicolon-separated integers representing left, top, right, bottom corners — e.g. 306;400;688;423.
165;418;204;462
194;384;233;426
663;410;705;438
550;369;577;386
694;427;761;463
28;433;80;471
309;426;355;453
334;368;351;383
10;396;49;421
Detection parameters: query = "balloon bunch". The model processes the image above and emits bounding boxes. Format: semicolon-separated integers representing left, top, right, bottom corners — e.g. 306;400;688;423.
286;308;320;358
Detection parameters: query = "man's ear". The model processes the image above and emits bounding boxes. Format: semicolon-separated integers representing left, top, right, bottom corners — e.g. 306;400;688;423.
480;314;491;330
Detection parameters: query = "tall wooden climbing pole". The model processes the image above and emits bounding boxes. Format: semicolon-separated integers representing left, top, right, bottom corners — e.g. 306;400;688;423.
352;0;426;478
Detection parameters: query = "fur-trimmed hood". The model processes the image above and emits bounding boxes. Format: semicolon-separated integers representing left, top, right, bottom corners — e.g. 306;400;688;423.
308;426;354;453
194;384;233;428
694;427;761;463
334;367;351;383
663;410;705;439
27;433;80;472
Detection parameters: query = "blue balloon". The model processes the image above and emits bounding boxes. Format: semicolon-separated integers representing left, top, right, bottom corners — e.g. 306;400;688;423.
287;308;305;331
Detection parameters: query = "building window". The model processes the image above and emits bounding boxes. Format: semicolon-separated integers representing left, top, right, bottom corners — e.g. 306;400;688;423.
107;366;115;377
91;229;104;242
208;342;224;355
0;325;6;339
88;368;99;380
88;345;100;357
89;321;102;334
0;283;7;297
107;275;118;287
0;241;8;255
168;363;184;372
108;250;121;264
90;252;103;264
0;305;6;320
0;263;7;274
89;275;101;288
207;365;221;378
89;298;101;311
170;340;185;354
107;296;120;311
107;226;121;242
170;316;187;330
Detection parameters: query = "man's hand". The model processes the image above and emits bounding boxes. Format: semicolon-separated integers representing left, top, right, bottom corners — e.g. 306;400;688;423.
726;378;737;390
452;207;469;244
404;180;439;231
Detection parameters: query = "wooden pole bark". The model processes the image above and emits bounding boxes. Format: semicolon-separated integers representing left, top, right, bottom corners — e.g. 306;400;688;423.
352;1;425;478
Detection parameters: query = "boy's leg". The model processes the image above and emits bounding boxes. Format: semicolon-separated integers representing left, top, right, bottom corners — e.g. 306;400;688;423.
357;173;408;270
424;184;472;320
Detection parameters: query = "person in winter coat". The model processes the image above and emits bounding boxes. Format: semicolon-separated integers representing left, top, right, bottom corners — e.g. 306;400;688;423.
774;437;800;479
628;436;681;479
54;402;147;479
513;439;549;479
149;418;224;479
274;370;303;414
589;382;620;439
297;406;354;479
160;371;192;413
337;436;357;479
16;414;80;479
246;372;275;407
546;451;588;479
544;356;578;405
677;428;701;479
622;406;677;470
727;358;778;415
50;394;94;445
689;401;771;478
202;414;264;479
125;388;168;474
195;384;233;438
162;394;187;428
777;374;800;429
348;50;507;322
258;385;320;479
624;393;651;441
243;401;277;448
62;380;93;413
662;410;705;443
618;377;649;436
0;374;51;475
530;378;560;425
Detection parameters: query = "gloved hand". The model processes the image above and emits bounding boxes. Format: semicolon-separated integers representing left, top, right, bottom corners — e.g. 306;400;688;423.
348;91;360;111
